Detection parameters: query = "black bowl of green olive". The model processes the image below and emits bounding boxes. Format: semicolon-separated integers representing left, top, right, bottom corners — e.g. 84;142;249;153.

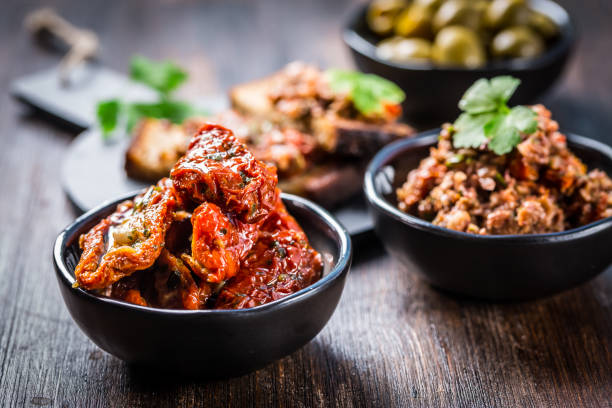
343;0;574;127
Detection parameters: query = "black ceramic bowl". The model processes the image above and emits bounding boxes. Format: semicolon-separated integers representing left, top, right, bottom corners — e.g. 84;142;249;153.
343;0;574;128
53;193;352;378
364;130;612;300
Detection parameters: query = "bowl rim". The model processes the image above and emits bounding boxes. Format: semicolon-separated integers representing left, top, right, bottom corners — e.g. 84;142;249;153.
364;129;612;243
53;192;352;315
343;0;575;72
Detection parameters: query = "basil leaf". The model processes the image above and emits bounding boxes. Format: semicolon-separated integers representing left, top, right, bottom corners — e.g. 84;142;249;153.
130;56;188;96
326;69;405;115
453;112;496;149
97;99;121;137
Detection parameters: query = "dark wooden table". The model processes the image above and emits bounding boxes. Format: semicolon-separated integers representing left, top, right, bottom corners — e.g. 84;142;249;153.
1;0;611;406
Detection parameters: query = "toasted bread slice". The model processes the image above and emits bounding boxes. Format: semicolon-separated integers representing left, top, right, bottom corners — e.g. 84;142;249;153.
229;69;415;155
125;119;191;182
128;62;414;206
125;117;364;207
229;74;277;118
125;117;208;182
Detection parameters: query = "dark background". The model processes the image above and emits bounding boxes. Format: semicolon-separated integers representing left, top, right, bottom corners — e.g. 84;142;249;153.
1;0;611;407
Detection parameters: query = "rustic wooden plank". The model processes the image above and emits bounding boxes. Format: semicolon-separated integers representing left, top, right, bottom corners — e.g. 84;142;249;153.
0;0;611;407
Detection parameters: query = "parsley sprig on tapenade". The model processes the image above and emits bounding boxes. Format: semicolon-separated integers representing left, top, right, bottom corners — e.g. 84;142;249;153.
452;76;538;155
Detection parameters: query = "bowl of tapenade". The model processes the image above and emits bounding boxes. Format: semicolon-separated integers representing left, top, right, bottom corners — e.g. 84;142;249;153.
54;124;352;377
343;0;574;127
364;76;612;300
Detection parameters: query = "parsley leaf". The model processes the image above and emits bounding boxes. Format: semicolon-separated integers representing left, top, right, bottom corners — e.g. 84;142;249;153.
489;76;521;104
484;113;521;155
96;56;203;138
127;100;201;131
325;69;405;115
97;99;121;138
452;76;537;155
130;56;188;96
506;105;538;134
457;79;498;114
453;111;496;149
325;69;361;93
458;76;520;114
486;106;537;155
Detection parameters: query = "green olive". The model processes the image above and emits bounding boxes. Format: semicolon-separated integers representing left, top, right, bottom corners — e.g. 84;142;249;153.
491;26;545;58
414;0;443;12
432;0;484;33
377;37;433;63
367;0;409;36
394;4;434;39
527;10;558;39
485;0;530;29
432;25;486;68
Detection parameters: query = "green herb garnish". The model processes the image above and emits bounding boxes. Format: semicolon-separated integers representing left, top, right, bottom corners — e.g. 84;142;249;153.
97;56;203;139
494;171;507;186
452;76;538;155
125;100;200;131
96;100;121;134
325;69;405;116
204;153;225;162
270;240;288;258
130;56;188;97
142;222;150;238
239;170;252;187
445;153;465;167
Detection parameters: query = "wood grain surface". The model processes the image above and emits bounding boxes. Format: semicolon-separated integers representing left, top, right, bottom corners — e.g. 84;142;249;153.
0;0;611;407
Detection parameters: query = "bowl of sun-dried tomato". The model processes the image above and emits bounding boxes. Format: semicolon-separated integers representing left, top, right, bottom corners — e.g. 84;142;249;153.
54;191;351;378
55;123;353;377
